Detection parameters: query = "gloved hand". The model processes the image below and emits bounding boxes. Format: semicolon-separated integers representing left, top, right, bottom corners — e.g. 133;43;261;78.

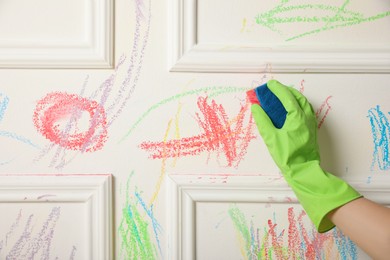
251;80;362;233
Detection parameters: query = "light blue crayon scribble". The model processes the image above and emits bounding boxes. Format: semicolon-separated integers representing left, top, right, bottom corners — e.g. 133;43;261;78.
368;105;390;171
0;131;40;149
135;191;163;257
0;94;10;122
333;228;357;260
0;93;40;151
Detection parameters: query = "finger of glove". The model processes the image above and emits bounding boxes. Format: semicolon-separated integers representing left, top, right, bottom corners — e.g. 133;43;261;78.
267;80;301;115
287;87;316;119
251;104;275;139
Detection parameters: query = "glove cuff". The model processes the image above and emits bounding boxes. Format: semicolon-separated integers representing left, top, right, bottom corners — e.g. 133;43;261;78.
284;162;363;233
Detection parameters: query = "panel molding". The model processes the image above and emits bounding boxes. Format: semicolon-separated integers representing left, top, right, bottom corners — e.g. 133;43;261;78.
0;0;113;68
0;174;113;260
169;0;390;73
167;174;390;260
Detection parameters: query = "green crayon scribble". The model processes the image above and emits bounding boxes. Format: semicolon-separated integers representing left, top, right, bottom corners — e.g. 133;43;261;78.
119;86;248;142
228;205;254;259
255;0;390;41
118;174;158;260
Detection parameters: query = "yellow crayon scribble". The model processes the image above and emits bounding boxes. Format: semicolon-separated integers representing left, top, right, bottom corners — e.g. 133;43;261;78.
149;119;173;206
241;18;247;32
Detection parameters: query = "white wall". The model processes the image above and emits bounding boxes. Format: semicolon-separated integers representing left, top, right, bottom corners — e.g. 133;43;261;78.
0;0;389;259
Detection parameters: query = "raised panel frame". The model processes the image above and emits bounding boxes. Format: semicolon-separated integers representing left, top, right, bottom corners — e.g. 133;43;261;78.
167;174;390;260
0;174;113;260
169;0;390;73
0;0;114;68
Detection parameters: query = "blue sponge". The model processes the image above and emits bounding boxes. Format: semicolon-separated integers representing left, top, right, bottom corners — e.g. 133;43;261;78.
254;83;287;129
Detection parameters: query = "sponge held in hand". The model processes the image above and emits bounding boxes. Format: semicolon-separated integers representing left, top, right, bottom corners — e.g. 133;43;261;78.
247;82;287;129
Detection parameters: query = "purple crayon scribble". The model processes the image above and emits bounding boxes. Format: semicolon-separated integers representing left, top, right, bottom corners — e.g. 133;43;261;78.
5;209;22;247
34;0;152;170
37;194;57;200
1;207;77;260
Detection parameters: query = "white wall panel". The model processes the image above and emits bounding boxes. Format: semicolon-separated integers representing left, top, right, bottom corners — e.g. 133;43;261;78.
167;174;390;259
0;0;113;68
169;0;390;73
0;174;112;260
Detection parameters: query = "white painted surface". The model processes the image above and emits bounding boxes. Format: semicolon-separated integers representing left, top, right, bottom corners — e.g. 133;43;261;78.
0;0;389;259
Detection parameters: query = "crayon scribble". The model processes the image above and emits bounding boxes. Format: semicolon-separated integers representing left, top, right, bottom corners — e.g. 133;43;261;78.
228;205;357;259
316;96;332;129
33;92;108;152
118;174;161;260
121;86;250;140
33;0;152;169
0;93;40;164
255;0;390;41
367;105;390;171
140;96;256;168
0;93;8;122
0;207;77;259
299;79;305;93
298;82;332;129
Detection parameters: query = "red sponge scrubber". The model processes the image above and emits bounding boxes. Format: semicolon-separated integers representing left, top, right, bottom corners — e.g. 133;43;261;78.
246;82;287;129
246;88;260;106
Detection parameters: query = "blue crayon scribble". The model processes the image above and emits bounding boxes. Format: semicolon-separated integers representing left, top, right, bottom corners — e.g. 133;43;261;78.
333;228;357;260
0;93;40;151
135;191;163;257
0;93;10;121
0;131;40;149
367;105;390;171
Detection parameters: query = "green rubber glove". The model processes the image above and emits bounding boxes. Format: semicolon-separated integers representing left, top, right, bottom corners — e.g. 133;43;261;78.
251;80;362;233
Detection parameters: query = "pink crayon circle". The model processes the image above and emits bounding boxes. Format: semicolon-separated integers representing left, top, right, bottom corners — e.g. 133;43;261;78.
33;92;108;152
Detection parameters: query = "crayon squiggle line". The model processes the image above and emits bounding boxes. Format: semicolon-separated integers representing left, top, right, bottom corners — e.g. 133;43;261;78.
0;93;40;152
149;119;173;205
367;105;390;171
33;92;108;152
120;86;249;141
255;0;390;41
0;93;9;121
0;207;76;259
106;0;152;126
140;96;256;168
228;205;357;259
135;191;163;256
34;0;152;169
118;174;160;260
34;75;92;169
299;83;332;129
316;96;332;129
4;209;22;247
0;131;41;149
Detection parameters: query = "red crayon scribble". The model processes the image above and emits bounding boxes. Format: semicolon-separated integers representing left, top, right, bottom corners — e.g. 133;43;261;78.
230;205;357;259
33;92;108;152
299;79;305;93
140;96;256;167
266;208;336;259
316;96;332;129
287;208;300;258
267;219;284;259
